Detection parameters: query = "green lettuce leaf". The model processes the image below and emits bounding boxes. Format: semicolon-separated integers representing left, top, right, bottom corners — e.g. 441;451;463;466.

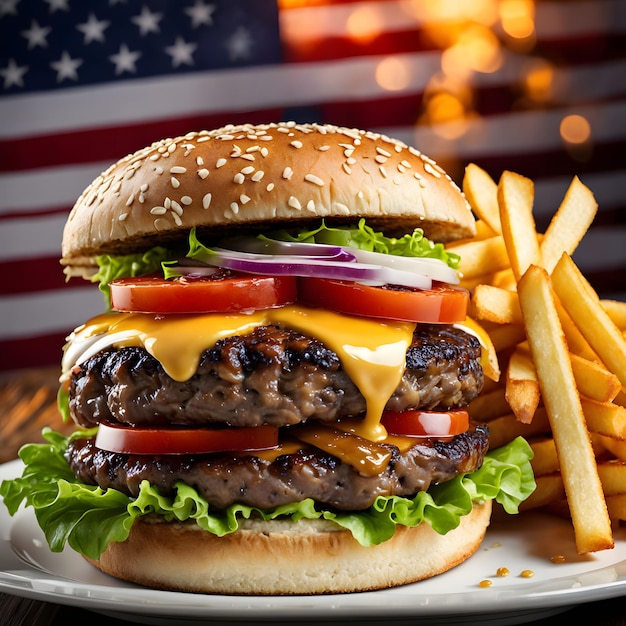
263;218;461;269
0;429;535;560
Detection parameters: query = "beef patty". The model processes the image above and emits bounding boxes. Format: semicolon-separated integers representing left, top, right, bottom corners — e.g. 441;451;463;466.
66;423;489;511
68;324;484;429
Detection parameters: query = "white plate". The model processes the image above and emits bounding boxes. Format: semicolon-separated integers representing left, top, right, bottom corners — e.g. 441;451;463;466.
2;459;626;626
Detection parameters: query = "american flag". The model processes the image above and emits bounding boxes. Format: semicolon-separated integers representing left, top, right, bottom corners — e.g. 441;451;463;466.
1;0;624;373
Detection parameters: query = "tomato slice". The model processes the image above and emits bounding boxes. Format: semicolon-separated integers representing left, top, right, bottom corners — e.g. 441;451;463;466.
110;274;297;314
381;409;469;438
298;278;469;323
95;423;279;455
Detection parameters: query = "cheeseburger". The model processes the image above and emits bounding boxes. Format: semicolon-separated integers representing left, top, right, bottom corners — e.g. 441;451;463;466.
1;122;534;595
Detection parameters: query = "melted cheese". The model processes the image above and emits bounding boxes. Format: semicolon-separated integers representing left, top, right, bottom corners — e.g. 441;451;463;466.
64;305;416;445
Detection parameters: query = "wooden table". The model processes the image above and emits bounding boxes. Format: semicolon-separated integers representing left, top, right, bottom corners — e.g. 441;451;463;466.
2;368;626;625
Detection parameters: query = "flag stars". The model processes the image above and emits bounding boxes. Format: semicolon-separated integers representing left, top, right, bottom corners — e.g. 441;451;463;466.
44;0;70;13
50;51;83;83
165;37;197;68
0;58;28;89
76;13;110;44
227;26;253;62
185;1;216;28
21;20;52;49
0;0;19;18
132;5;162;36
110;44;141;75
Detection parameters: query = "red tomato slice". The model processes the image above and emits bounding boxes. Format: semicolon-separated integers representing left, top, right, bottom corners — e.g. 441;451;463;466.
110;274;297;314
95;423;279;455
381;409;469;438
298;278;469;323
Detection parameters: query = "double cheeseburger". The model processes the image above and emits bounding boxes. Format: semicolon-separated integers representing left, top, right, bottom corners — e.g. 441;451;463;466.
1;123;534;595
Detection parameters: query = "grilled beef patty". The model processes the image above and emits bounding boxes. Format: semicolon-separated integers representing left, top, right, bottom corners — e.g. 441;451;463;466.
66;423;489;511
68;324;484;429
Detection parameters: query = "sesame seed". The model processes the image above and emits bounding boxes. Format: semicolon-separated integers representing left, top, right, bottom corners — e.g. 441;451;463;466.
379;165;388;178
233;173;245;184
375;155;388;164
376;147;392;157
202;193;212;209
424;162;442;178
197;136;210;143
266;182;275;191
125;194;134;206
344;148;354;158
401;160;412;168
170;177;181;188
170;166;187;174
164;197;172;209
155;166;164;175
240;153;255;161
290;140;303;149
251;170;265;182
288;196;302;210
140;183;149;192
306;200;315;212
171;200;183;215
151;206;167;215
282;167;294;180
277;127;290;134
342;163;352;175
216;158;227;168
197;168;209;179
167;142;177;153
196;156;204;166
335;202;350;214
181;196;192;205
357;191;364;199
398;164;406;173
138;194;145;203
240;194;251;204
347;157;356;165
260;147;269;157
241;166;255;175
304;174;324;187
259;135;273;141
230;202;239;214
172;211;183;226
318;145;330;151
119;212;128;221
149;154;160;161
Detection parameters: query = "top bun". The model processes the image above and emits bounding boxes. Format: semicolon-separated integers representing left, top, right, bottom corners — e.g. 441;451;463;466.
61;122;475;268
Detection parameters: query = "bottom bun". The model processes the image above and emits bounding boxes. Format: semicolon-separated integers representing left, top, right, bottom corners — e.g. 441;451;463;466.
85;500;492;595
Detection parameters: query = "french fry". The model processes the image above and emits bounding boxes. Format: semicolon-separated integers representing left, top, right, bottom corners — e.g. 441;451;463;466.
482;322;526;353
552;253;626;388
597;435;626;462
570;354;621;403
540;177;598;273
468;387;511;422
519;474;565;511
463;163;501;234
506;343;540;423
454;236;510;280
605;494;626;521
497;171;542;281
597;460;626;496
518;264;613;553
581;396;626;439
470;284;523;325
602;299;626;331
554;296;597;361
486;407;551;450
529;438;559;476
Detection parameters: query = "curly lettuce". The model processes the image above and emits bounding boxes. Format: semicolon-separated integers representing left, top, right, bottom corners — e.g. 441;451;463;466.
0;429;535;560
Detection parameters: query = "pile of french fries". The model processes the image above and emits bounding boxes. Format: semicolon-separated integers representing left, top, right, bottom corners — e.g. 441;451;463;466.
447;164;626;555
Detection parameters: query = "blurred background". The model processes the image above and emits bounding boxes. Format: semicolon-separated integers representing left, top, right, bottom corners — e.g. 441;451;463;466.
1;0;625;374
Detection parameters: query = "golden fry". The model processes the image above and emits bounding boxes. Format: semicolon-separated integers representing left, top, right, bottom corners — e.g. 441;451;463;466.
581;396;626;439
601;299;626;331
470;284;523;325
552;253;626;388
518;265;613;554
454;236;510;280
486;407;551;450
596;460;626;496
529;438;559;476
540;177;598;273
571;354;621;403
506;344;540;424
519;474;565;511
463;164;501;234
497;171;542;281
468;388;511;422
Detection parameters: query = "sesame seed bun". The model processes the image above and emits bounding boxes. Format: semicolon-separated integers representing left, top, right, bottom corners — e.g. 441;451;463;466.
61;122;475;271
84;500;491;595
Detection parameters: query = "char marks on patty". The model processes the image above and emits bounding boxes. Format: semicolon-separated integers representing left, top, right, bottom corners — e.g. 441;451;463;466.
68;324;483;429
